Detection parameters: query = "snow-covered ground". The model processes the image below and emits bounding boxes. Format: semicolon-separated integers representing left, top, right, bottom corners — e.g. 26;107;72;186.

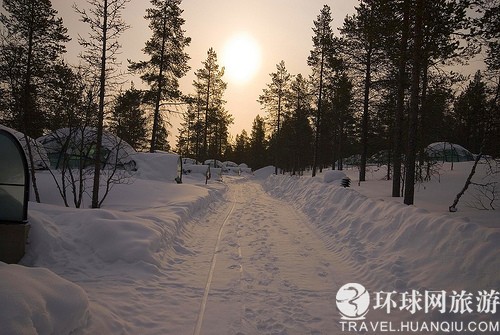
1;160;499;334
265;162;500;289
344;162;499;228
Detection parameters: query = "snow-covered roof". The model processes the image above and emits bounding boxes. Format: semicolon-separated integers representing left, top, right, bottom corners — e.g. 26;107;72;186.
222;161;238;167
204;159;223;168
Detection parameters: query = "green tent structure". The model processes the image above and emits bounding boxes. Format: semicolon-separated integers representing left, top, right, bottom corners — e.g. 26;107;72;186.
37;127;137;171
425;142;475;162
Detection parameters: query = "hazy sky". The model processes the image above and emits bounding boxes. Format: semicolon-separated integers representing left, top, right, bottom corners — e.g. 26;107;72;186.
50;0;358;144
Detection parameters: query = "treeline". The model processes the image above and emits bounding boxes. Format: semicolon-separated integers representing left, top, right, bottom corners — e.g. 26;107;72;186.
208;0;499;205
0;0;196;207
1;0;499;207
0;0;237;172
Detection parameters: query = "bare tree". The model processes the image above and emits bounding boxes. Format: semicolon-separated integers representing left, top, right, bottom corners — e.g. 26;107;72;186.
74;0;130;208
450;77;500;212
39;125;136;208
467;159;499;210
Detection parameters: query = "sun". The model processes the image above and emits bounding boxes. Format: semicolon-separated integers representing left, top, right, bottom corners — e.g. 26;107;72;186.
221;33;261;85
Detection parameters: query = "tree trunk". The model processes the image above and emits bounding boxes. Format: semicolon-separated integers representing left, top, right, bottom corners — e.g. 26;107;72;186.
403;0;424;206
195;92;201;161
387;149;392;181
312;49;324;177
150;12;168;153
338;126;344;171
92;0;108;209
23;4;41;203
360;42;372;182
203;70;212;161
449;153;482;212
392;0;409;197
417;58;429;182
275;94;282;175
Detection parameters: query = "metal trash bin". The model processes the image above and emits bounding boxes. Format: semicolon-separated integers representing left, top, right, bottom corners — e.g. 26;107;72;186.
0;129;30;263
341;177;351;188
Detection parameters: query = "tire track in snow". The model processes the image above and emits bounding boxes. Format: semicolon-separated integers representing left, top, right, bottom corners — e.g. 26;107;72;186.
183;177;362;334
203;180;353;334
193;184;240;335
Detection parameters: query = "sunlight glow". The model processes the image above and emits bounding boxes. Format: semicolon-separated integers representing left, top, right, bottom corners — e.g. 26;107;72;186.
221;33;261;85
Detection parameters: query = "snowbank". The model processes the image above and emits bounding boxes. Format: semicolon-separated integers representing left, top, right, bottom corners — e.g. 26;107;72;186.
183;163;210;184
239;167;253;174
344;161;499;224
133;152;181;183
3;156;496;334
25;177;224;268
3;161;227;334
322;170;346;184
263;174;500;291
253;166;275;180
0;262;89;335
27;207;164;266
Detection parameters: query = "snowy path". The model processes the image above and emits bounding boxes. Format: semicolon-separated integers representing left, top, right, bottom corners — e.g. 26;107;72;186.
161;177;352;335
9;163;498;335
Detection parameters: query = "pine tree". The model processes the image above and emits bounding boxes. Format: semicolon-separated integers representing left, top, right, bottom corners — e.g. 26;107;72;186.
476;1;499;72
208;107;233;159
372;80;398;179
110;87;148;150
0;0;70;137
403;0;471;205
154;113;170;152
233;130;250;165
308;4;335;177
289;74;314;174
128;0;191;152
176;101;197;157
0;0;70;203
452;71;489;154
339;0;385;181
258;60;292;174
475;1;499;158
44;63;99;131
330;72;355;170
392;0;410;197
249;115;268;170
403;0;425;206
193;48;229;161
